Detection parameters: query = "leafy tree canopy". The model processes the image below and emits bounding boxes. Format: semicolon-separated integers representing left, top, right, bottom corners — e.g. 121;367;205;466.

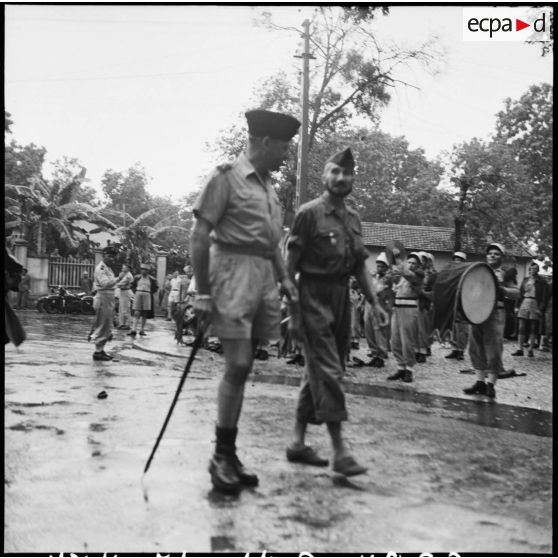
101;163;152;218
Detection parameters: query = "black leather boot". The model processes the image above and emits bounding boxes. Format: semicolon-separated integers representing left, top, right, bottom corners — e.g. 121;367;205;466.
212;427;259;489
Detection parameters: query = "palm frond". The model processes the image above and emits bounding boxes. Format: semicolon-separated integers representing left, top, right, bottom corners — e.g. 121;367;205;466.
148;225;190;238
58;182;80;206
133;206;173;227
99;207;134;225
49;218;80;249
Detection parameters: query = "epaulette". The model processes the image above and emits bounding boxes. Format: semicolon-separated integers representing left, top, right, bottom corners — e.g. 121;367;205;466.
217;163;233;173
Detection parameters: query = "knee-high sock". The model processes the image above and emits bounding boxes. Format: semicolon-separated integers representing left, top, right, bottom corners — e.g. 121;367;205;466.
217;378;245;429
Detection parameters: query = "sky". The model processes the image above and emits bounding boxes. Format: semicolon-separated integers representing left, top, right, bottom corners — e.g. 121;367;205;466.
5;4;554;202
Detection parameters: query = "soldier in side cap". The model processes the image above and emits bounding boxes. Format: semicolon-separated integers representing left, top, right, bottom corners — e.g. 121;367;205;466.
191;108;300;493
91;245;118;361
464;242;520;399
285;148;389;477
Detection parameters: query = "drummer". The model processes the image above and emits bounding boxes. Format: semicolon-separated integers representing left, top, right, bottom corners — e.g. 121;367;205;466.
463;243;520;399
445;251;469;360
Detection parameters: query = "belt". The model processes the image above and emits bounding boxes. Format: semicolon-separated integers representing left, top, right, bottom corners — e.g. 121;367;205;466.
524;296;536;299
299;272;349;285
120;287;130;291
214;242;275;260
171;289;179;292
136;290;150;293
394;297;418;308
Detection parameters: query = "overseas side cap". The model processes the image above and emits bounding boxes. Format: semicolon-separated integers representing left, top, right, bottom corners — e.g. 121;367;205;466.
245;109;300;141
325;147;355;173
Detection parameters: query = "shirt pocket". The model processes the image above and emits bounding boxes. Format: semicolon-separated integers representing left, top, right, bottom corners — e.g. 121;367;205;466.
316;226;344;262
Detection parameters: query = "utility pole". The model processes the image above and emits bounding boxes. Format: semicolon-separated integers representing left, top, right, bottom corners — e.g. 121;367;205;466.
294;19;314;210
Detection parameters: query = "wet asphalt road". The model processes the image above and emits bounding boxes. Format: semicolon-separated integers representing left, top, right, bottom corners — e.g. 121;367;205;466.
4;313;553;554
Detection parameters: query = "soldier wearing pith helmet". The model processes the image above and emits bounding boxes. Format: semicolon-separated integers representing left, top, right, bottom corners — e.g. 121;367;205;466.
191;108;300;493
464;242;520;399
285;147;389;478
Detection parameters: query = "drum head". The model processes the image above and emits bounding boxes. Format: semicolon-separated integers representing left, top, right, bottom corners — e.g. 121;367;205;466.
458;263;497;324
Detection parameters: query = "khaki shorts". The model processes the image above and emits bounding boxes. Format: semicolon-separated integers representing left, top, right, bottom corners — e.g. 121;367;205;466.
133;291;152;312
209;247;280;341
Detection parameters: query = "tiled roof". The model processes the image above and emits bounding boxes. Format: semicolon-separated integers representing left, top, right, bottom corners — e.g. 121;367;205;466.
361;222;534;258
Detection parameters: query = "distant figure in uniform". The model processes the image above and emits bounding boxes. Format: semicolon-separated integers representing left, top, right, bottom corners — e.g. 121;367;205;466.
464;243;520;399
285;148;389;477
116;264;134;330
387;251;424;383
191;108;300;493
445;251;469;360
364;252;394;367
16;268;31;309
167;270;182;320
91;246;118;361
511;262;548;358
79;271;93;295
128;263;158;337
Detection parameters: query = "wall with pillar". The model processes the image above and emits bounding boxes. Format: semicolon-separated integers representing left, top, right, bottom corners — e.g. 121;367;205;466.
27;256;50;296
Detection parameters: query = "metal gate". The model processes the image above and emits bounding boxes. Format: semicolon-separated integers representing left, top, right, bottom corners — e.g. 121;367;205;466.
48;256;94;290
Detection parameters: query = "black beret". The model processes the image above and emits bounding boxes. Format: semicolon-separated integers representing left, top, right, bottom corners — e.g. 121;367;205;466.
325;148;355;173
245;109;300;141
102;246;118;255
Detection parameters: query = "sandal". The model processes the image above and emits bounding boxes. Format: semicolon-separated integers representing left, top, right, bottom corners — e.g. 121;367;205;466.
333;455;367;477
286;445;329;466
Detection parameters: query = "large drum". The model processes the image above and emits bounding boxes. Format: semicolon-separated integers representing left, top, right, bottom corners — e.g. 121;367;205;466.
433;262;498;333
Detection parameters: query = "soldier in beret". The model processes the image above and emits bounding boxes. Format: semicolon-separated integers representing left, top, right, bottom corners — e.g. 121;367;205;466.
191;108;300;493
285;148;389;477
91;246;118;361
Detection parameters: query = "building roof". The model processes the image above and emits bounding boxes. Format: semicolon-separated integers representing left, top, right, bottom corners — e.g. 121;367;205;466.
361;222;535;258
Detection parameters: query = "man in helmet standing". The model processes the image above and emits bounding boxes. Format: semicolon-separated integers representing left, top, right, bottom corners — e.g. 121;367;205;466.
445;251;469;360
463;243;520;399
364;252;394;367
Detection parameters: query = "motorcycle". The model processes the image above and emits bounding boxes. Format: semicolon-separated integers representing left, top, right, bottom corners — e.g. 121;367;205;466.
36;287;95;315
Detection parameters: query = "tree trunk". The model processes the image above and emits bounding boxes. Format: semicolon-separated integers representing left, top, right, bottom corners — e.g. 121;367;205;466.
454;178;469;252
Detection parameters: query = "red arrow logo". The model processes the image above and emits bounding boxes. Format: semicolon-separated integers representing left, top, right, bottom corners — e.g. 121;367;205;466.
516;19;530;31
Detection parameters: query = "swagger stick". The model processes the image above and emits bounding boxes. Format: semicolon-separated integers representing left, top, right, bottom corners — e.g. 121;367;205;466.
143;330;205;474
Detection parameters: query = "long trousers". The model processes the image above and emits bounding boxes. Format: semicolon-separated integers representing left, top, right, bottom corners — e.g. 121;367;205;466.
391;306;418;369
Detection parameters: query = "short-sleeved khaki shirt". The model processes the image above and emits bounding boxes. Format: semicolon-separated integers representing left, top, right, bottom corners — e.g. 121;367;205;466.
94;262;115;292
287;193;369;277
193;153;283;252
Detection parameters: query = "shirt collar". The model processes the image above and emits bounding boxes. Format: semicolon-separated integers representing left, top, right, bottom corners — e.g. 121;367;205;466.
236;152;267;184
321;192;354;218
